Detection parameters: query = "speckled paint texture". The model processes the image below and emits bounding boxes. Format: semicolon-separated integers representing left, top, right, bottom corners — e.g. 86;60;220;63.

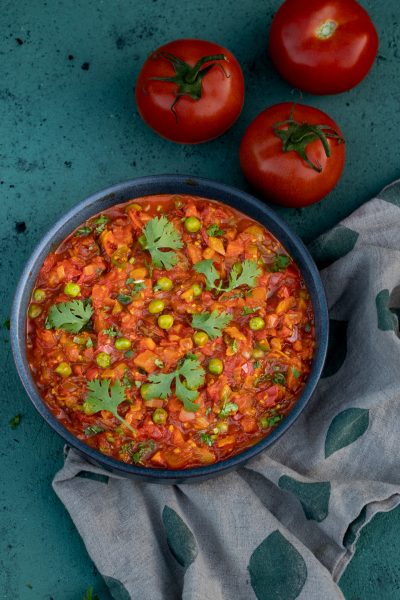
1;0;399;598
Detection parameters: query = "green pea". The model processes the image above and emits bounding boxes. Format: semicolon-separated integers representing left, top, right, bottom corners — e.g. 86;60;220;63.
152;408;168;425
140;383;156;401
96;352;111;368
184;216;201;233
249;317;265;331
259;416;270;429
192;283;202;297
156;277;173;291
193;331;209;347
33;288;46;302
208;358;224;375
64;282;81;297
28;304;42;319
158;314;174;329
55;361;72;377
115;337;132;351
148;299;165;314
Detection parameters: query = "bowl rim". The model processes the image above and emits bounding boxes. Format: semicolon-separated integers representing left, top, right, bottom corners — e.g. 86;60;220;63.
11;174;328;481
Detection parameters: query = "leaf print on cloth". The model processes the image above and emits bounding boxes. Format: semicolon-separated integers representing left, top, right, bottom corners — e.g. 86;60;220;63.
162;506;198;569
308;225;359;269
322;319;348;379
325;408;369;458
248;530;307;600
278;476;331;522
103;576;131;600
376;289;400;331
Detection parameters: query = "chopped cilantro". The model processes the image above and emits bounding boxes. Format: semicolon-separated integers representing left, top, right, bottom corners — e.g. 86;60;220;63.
83;379;136;434
122;371;132;388
131;440;156;464
230;339;238;354
140;215;183;270
94;215;109;234
145;356;205;412
103;326;119;337
271;254;291;272
191;310;232;339
86;338;94;348
206;224;225;237
304;323;312;333
291;367;301;379
124;350;134;359
253;360;261;369
154;358;164;368
200;432;214;447
75;226;92;237
219;402;238;418
83;424;104;437
9;414;21;429
242;306;261;315
134;380;142;388
47;300;93;333
116;293;132;305
272;372;286;386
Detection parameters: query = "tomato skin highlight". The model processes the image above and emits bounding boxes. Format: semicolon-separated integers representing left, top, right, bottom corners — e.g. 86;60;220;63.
239;103;345;207
135;39;245;144
269;0;379;95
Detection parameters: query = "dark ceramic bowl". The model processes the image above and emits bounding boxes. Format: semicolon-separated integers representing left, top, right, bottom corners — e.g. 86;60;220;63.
11;175;328;483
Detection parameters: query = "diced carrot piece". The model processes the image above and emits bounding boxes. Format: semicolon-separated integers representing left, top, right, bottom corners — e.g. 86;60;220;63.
250;287;267;303
245;244;258;261
130;267;148;279
240;416;258;433
216;435;235;448
226;238;244;257
203;247;215;259
181;288;194;302
185;203;199;217
143;337;156;351
150;451;166;467
243;225;265;241
133;350;158;373
187;243;203;264
99;230;116;256
270;338;282;351
171;427;186;447
208;237;225;255
276;297;296;314
293;340;303;351
224;325;247;341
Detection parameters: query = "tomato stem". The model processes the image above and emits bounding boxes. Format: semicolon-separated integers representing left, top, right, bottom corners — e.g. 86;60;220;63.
148;52;229;121
316;19;337;40
273;105;344;172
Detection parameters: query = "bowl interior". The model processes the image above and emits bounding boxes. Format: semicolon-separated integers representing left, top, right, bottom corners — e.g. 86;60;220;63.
11;175;328;483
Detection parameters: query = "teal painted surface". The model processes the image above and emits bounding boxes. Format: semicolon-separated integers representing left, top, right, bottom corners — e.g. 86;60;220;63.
0;0;399;598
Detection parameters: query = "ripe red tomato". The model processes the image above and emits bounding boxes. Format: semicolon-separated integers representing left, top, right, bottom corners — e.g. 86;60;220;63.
269;0;379;95
239;102;345;207
135;39;244;144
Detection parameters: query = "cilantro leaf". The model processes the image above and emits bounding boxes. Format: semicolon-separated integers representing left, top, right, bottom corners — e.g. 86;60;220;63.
141;216;183;270
219;402;238;418
83;424;104;437
146;357;205;412
94;215;109;234
103;326;119;337
242;306;261;315
83;379;136;434
225;260;261;292
206;224;225;237
271;254;291;272
131;440;156;464
291;367;301;379
9;414;21;429
82;587;100;600
116;293;133;305
193;259;220;290
47;300;93;333
75;226;92;237
200;432;214;447
272;372;286;385
191;310;232;339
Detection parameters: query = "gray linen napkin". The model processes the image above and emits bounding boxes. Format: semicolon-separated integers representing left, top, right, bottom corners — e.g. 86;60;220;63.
53;180;400;600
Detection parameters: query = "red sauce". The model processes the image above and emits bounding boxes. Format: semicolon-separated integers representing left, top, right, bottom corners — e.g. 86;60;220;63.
26;194;315;469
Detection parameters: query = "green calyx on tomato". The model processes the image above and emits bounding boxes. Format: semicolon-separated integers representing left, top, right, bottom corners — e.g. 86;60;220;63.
316;19;338;40
148;51;228;119
273;105;344;173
